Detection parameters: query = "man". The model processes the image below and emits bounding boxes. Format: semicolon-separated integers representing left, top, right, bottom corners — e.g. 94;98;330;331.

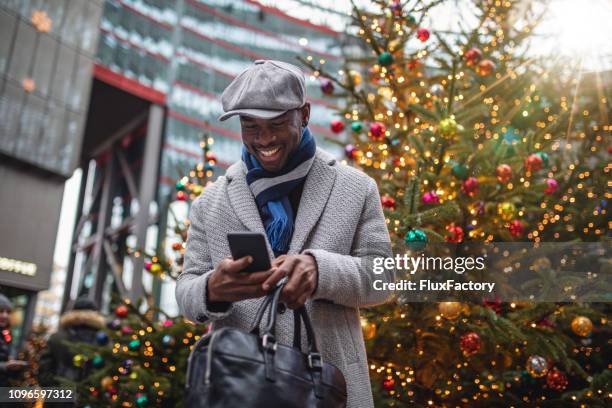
176;60;394;408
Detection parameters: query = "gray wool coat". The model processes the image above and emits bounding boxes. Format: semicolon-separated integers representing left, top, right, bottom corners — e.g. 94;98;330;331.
176;148;394;408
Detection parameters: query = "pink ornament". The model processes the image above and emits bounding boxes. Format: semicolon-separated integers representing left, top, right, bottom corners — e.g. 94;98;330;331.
344;144;357;159
145;261;152;271
509;219;523;237
417;28;430;42
422;191;440;205
544;178;558;194
121;325;133;335
320;79;334;95
162;319;173;327
369;122;386;140
462;177;479;196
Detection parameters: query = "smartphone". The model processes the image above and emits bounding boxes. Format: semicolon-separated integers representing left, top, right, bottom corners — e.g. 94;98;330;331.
227;232;272;273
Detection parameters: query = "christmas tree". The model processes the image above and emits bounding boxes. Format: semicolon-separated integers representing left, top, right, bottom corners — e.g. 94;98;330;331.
301;0;610;406
62;136;217;407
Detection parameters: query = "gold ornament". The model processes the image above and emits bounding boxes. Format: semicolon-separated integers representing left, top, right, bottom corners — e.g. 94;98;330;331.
438;117;458;138
100;376;113;390
360;317;377;340
73;354;85;367
348;70;362;86
532;257;552;272
150;263;163;275
497;202;516;221
571;316;593;337
438;302;462;319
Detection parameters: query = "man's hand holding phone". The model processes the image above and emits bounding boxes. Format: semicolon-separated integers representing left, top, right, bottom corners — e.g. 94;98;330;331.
207;256;277;303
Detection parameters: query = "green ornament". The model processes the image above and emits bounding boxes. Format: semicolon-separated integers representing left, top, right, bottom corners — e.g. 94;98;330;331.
535;152;549;167
136;394;148;406
351;121;363;133
452;163;469;180
404;229;428;251
128;339;141;351
92;355;104;368
406;14;416;25
378;52;394;66
175;181;185;191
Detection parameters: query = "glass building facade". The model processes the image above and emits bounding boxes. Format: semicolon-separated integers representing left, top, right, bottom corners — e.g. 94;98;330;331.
0;0;103;176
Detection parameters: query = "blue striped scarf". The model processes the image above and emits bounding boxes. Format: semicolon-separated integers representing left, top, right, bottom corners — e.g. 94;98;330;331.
242;127;316;256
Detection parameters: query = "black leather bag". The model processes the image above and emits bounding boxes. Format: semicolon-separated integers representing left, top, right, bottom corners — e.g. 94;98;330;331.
185;284;347;407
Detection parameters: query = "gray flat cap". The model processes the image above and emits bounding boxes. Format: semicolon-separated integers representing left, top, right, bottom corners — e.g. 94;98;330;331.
219;59;306;121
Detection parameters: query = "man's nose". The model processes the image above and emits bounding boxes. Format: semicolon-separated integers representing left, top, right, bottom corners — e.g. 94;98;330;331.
255;127;276;144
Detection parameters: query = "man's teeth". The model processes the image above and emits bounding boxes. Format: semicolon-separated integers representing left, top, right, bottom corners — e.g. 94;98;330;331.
259;147;280;157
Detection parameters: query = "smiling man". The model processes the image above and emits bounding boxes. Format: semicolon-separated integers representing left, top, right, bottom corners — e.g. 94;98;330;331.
176;60;394;408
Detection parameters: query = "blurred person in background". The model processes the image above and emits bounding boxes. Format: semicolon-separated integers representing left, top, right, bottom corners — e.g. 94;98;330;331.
0;293;27;387
38;296;105;386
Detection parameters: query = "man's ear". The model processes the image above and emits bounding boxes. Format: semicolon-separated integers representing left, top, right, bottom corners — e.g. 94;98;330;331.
301;102;311;126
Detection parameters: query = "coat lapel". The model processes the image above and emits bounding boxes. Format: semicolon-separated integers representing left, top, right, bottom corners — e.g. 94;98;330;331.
225;162;267;235
288;149;337;254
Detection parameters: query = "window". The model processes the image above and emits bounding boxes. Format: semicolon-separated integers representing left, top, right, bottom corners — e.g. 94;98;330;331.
50;43;75;105
31;34;57;97
0;10;17;75
7;21;36;84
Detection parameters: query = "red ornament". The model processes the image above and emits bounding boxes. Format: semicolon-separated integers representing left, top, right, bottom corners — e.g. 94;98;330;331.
417;28;430;42
477;59;496;76
121;325;133;335
546;368;568;391
544;178;558;194
369;122;386;141
483;297;502;314
144;261;152;271
407;59;421;71
172;242;182;251
381;195;396;209
460;332;481;356
345;144;357;159
330;120;345;134
446;224;464;243
320;79;334;95
176;190;187;201
495;164;513;184
422;191;440;205
508;219;523;237
464;47;482;66
608;145;612;154
525;153;543;172
115;305;129;318
205;152;216;162
383;378;395;391
462;177;479;196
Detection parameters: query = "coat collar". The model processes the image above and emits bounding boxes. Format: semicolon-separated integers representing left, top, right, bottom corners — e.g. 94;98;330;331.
225;148;337;257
